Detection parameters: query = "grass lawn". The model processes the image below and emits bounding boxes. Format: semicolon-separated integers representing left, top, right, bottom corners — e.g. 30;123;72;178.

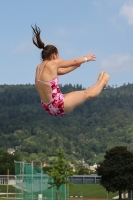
0;185;15;193
68;184;119;198
0;184;128;199
0;185;15;199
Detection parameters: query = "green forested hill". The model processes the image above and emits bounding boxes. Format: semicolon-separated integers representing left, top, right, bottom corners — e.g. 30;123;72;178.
0;83;133;164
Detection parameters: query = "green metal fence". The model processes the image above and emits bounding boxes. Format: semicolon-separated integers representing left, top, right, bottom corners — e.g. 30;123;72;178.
14;161;67;200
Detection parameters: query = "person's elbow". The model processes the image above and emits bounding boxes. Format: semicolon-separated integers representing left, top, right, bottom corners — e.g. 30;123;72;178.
57;69;64;75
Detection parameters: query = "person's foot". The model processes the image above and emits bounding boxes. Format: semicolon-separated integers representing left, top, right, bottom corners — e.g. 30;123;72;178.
97;71;105;82
103;73;110;88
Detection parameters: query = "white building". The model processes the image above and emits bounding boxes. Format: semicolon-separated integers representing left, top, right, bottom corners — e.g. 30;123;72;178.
0;175;16;185
89;163;98;172
7;148;15;155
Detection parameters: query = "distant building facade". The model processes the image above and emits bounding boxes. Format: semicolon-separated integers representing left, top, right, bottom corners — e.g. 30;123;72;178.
0;174;101;185
0;175;16;185
69;174;101;184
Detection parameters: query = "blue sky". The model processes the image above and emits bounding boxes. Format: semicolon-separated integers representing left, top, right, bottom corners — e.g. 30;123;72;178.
0;0;133;88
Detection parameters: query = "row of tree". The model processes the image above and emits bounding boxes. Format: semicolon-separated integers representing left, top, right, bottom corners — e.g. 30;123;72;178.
1;146;133;200
0;83;133;163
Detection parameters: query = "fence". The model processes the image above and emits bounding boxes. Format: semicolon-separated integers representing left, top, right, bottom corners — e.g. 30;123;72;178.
15;161;67;200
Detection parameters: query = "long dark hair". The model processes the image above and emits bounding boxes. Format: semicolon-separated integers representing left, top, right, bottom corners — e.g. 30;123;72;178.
31;24;58;60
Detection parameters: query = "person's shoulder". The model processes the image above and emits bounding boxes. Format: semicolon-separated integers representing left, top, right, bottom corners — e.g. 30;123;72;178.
46;59;60;68
36;63;41;68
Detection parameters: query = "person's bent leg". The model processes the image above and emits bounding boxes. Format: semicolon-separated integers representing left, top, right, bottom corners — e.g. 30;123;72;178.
64;73;109;114
64;90;87;114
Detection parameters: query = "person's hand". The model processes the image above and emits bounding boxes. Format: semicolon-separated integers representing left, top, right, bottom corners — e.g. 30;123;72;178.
86;54;96;61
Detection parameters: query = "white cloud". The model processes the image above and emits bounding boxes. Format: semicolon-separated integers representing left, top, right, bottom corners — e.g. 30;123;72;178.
100;53;133;72
119;3;133;25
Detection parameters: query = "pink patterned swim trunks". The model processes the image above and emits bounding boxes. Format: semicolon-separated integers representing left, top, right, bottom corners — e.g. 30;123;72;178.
41;76;65;116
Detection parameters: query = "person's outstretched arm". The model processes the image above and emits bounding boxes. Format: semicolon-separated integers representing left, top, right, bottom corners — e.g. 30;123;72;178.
57;54;96;75
57;64;81;75
56;54;96;69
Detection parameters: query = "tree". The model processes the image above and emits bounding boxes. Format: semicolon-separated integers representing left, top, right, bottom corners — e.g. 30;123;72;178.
0;149;21;174
76;163;90;175
43;148;74;200
96;146;133;200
